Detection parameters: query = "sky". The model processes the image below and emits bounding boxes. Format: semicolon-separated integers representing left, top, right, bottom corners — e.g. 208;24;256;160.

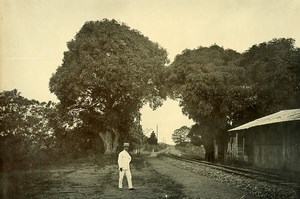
1;0;300;144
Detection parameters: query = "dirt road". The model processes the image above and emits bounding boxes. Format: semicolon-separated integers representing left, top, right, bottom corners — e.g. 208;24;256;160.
1;155;256;199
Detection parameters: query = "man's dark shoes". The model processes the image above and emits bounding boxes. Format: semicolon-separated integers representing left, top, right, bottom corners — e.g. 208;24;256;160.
119;188;123;191
129;188;136;190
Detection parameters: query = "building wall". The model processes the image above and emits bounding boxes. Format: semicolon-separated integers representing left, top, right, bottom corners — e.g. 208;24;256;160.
253;144;284;169
283;123;300;171
228;121;300;171
252;126;283;169
252;122;300;171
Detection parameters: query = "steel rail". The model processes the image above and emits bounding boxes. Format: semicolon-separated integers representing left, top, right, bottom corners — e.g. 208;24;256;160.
162;152;300;189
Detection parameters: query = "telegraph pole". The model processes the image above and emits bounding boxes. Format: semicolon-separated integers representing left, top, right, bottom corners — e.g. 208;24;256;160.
156;123;159;143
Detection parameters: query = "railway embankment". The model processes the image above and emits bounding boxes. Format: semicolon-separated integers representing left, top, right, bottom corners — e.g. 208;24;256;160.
160;152;298;199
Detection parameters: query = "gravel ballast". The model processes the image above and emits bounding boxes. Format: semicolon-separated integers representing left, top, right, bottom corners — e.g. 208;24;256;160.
161;156;297;199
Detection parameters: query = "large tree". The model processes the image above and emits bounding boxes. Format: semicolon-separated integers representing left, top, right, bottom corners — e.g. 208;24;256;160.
46;102;105;158
165;45;245;160
147;131;158;145
236;38;300;122
49;19;168;154
187;124;216;161
0;90;55;169
166;39;300;161
172;126;190;146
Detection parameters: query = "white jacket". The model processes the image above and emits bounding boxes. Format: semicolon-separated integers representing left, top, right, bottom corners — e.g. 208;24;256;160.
118;150;131;170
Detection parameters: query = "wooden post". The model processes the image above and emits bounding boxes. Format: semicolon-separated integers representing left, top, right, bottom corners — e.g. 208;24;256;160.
214;139;218;161
242;138;245;161
282;132;286;169
236;132;239;159
156;124;159;143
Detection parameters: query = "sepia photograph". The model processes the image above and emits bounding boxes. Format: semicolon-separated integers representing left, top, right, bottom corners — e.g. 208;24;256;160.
1;0;300;198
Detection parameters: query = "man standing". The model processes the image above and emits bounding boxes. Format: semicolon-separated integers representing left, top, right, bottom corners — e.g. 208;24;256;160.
118;143;134;191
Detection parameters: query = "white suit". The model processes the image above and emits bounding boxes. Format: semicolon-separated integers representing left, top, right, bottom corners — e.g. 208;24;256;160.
118;149;133;189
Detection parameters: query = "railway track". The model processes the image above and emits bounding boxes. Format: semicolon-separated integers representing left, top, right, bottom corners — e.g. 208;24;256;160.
162;152;300;189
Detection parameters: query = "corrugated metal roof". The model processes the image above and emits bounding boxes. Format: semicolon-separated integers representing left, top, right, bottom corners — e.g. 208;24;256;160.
228;108;300;131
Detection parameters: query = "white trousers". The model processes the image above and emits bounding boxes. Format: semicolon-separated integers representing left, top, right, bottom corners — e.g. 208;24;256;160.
119;169;133;189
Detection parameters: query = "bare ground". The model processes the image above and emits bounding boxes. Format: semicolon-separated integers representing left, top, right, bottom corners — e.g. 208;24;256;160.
1;154;257;199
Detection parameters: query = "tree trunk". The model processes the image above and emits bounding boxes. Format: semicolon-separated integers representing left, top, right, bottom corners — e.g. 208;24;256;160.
112;131;120;153
99;132;113;154
99;130;120;154
204;141;215;162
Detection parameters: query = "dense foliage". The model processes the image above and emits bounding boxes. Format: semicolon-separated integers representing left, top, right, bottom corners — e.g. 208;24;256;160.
236;38;300;123
147;131;158;145
49;19;168;153
0;90;56;170
165;45;244;159
2;19;299;165
172;126;190;145
166;38;300;161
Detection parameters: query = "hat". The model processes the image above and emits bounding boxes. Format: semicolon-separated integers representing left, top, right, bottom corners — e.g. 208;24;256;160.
123;143;129;147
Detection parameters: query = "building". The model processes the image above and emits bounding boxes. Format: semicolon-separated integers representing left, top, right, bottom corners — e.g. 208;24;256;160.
227;109;300;171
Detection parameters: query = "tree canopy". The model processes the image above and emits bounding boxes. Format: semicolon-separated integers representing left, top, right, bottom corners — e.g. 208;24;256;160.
165;45;245;160
166;45;244;131
172;126;190;146
49;19;168;153
165;38;300;161
147;131;158;145
238;38;300;121
0;90;55;169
